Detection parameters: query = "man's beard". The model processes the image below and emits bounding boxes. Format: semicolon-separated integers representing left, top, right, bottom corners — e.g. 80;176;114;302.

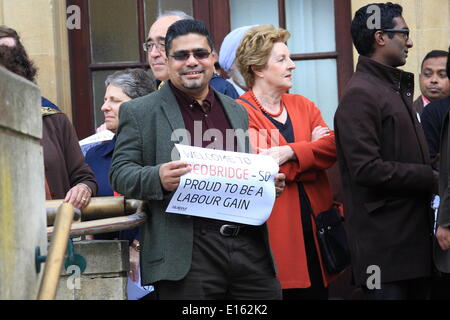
181;78;203;90
179;67;206;90
0;44;37;82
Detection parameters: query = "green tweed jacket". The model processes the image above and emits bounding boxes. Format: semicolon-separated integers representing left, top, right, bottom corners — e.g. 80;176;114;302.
110;83;276;285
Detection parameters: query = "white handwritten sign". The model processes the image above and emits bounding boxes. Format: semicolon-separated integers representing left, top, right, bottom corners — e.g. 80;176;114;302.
166;144;279;225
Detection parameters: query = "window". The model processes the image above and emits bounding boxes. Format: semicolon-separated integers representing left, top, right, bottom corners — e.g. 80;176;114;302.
68;0;351;136
67;0;193;138
229;0;353;127
200;0;354;129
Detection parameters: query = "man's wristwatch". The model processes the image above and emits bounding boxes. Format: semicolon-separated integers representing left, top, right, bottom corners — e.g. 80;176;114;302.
130;240;140;252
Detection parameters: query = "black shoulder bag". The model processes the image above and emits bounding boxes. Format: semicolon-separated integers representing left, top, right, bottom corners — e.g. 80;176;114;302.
300;184;351;274
239;96;351;274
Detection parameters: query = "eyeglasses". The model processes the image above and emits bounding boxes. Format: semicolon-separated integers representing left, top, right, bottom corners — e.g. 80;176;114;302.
142;41;165;53
169;49;212;61
380;29;410;40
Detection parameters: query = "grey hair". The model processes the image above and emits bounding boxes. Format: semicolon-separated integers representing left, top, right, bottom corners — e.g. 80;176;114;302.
105;69;156;99
157;10;193;20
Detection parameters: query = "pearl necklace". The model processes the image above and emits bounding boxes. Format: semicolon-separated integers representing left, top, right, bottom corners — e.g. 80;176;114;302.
250;89;284;118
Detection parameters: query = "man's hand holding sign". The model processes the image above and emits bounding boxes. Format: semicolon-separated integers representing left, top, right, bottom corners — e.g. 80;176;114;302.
110;19;287;299
159;160;192;192
164;145;284;225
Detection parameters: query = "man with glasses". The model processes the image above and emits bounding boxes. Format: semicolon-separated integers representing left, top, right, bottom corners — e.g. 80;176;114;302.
143;11;239;99
143;11;193;85
110;19;284;300
334;3;437;299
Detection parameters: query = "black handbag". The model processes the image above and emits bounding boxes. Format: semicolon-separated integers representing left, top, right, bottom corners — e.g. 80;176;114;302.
299;184;351;274
314;206;351;274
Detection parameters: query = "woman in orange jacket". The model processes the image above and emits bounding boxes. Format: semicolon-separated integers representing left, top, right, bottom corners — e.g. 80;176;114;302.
235;25;338;299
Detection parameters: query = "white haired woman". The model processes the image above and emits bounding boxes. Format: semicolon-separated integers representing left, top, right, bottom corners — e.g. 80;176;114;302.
84;68;155;299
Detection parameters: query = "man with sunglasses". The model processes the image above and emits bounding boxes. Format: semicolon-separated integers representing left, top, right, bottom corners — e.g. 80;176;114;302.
143;11;240;99
334;3;437;299
110;19;284;300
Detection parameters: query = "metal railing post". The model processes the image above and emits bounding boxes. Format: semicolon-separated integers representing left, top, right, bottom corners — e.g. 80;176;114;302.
38;197;146;300
37;203;75;300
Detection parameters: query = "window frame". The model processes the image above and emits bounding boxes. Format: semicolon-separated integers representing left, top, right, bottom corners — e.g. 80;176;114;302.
67;0;353;138
193;0;354;97
67;0;149;139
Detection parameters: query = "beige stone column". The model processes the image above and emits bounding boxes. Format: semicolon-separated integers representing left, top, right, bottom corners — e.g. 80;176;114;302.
1;0;73;120
0;67;47;300
0;0;4;25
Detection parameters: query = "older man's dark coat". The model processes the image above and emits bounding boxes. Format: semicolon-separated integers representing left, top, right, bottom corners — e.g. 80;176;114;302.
435;96;450;273
334;55;435;287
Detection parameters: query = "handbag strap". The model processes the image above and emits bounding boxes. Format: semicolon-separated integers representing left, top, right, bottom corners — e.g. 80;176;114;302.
298;182;312;208
237;97;260;113
298;182;316;218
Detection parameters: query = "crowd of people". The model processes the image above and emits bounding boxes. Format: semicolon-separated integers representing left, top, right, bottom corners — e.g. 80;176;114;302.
0;1;449;300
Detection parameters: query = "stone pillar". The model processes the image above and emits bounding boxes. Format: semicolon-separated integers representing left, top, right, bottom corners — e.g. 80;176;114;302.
0;66;47;300
1;0;73;118
56;240;129;300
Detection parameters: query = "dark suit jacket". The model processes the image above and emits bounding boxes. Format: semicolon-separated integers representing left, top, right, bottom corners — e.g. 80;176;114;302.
85;137;139;243
85;138;115;197
110;83;275;285
421;96;450;165
435;96;450;273
334;55;435;286
209;74;239;99
413;95;425;115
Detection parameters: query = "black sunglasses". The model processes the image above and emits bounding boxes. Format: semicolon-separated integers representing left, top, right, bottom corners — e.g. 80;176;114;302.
380;28;410;40
169;49;211;61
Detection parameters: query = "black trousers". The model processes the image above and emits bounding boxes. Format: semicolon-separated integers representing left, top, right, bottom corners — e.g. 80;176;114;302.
431;272;450;299
282;184;328;300
154;218;282;300
362;277;431;300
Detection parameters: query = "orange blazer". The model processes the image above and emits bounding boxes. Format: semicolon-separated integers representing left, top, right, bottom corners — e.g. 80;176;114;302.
237;91;337;289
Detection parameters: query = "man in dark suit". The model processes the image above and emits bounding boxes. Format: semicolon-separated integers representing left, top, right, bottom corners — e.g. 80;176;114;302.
435;48;450;291
334;3;437;300
413;50;449;115
110;19;284;300
419;50;449;163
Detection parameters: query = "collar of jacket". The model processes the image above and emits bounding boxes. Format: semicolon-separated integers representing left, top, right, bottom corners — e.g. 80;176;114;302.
41;106;61;117
41;96;62;117
157;80;248;153
356;55;414;94
100;136;116;157
41;96;61;111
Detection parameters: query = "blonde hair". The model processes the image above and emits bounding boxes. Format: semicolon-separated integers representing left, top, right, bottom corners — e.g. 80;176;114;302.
236;25;290;89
